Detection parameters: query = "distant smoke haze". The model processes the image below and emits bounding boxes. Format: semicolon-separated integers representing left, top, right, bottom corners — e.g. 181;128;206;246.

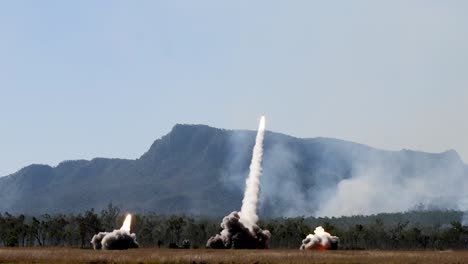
223;129;468;217
316;150;468;217
462;213;468;226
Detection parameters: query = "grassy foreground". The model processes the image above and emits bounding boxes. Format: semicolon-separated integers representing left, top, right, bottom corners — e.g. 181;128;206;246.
0;248;468;264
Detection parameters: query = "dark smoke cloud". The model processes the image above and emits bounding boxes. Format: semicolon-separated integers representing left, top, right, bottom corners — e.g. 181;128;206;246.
91;230;139;250
91;214;139;250
206;211;271;249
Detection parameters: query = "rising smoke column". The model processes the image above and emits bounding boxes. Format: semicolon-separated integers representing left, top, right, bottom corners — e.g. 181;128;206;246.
239;115;266;229
207;116;271;249
91;214;139;250
300;226;339;250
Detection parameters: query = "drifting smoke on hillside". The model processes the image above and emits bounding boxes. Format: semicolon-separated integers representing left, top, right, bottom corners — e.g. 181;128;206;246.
260;142;318;217
91;214;139;250
300;226;339;250
223;128;468;217
207;116;271;249
316;150;468;216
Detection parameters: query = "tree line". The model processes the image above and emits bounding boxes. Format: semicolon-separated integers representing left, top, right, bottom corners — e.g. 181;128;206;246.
1;204;467;249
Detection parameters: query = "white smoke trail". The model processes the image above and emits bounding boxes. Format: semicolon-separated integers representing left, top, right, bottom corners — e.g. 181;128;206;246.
239;115;266;229
206;116;271;249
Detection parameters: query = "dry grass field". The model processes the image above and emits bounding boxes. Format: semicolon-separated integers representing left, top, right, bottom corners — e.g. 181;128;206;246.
0;248;468;264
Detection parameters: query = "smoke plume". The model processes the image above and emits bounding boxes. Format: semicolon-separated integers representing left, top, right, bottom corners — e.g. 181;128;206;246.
91;214;139;250
300;226;339;250
206;211;271;249
239;116;266;229
315;150;468;216
91;232;108;250
207;116;271;249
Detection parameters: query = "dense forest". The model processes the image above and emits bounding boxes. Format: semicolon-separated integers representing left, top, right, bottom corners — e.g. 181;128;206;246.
1;204;467;250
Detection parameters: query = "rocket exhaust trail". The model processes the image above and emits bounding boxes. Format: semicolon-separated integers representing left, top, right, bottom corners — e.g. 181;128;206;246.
206;115;271;249
240;115;266;229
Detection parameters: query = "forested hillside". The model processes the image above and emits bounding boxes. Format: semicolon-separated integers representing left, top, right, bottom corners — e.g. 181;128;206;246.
0;124;466;216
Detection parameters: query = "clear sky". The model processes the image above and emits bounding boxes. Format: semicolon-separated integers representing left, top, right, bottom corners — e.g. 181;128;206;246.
1;0;467;176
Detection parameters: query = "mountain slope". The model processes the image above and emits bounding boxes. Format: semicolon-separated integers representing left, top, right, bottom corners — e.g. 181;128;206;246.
0;124;466;216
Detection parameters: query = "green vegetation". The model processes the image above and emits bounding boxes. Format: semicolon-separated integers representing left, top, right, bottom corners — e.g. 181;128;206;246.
1;205;468;250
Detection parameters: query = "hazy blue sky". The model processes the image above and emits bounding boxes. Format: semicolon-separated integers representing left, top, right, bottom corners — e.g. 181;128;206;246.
1;0;467;176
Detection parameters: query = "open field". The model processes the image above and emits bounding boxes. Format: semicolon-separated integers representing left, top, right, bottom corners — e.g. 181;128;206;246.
1;248;468;264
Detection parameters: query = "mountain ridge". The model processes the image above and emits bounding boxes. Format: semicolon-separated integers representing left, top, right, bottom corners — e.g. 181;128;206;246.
0;124;466;216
